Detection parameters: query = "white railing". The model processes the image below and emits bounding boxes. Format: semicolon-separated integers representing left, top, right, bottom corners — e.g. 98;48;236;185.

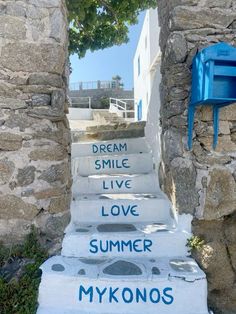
70;96;92;109
109;98;135;120
70;80;119;91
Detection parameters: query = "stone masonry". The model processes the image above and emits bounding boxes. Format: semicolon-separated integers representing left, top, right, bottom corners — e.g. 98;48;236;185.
157;1;236;313
0;0;70;252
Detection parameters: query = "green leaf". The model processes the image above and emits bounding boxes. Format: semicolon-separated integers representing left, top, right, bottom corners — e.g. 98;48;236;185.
67;0;158;58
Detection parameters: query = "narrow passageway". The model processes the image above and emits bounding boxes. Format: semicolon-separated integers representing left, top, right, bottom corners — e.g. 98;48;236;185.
37;126;209;313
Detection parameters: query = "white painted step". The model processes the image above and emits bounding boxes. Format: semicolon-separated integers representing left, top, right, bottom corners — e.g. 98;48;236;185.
73;173;159;196
62;223;190;258
70;193;175;225
72;137;150;158
72;153;153;177
37;255;209;314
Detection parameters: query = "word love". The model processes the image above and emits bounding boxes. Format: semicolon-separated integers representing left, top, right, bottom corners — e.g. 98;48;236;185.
79;285;174;305
90;239;153;254
95;158;130;170
101;204;139;217
103;179;131;191
92;142;127;154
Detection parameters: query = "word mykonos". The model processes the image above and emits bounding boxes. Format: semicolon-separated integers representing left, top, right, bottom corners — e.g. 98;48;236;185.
78;285;174;305
101;204;139;217
89;239;153;254
92;142;127;154
95;158;130;170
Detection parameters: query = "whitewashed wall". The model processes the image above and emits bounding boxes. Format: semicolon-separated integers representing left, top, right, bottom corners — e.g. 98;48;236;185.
133;9;161;122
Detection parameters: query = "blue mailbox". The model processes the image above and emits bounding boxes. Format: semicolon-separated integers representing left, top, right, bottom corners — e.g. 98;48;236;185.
188;42;236;149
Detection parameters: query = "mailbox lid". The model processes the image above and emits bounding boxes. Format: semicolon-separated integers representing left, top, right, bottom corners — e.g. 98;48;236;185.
202;42;236;63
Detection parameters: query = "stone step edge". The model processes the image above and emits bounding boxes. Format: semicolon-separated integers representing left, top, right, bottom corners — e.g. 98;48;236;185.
72;192;170;201
39;255;206;282
73;152;152;160
37;308;213;314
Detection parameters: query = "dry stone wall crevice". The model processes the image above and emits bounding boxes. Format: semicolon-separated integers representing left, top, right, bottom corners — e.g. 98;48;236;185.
0;0;70;251
158;0;236;312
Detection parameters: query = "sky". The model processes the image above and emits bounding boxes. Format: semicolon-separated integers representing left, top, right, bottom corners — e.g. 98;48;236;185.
69;12;145;91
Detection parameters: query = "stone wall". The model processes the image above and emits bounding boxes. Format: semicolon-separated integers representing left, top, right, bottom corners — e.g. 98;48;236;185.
0;0;70;252
69;88;134;109
157;1;236;313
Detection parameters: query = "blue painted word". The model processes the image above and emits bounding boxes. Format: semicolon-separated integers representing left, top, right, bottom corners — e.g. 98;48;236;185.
92;142;127;154
101;205;139;217
89;239;152;254
78;285;174;305
95;158;130;170
102;180;131;191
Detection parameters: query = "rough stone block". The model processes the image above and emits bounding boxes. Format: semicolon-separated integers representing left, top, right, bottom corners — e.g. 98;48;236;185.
6;2;27;17
194;241;235;290
28;73;63;87
204;168;236;220
199;135;236;152
0;133;22;151
29;146;67;161
0;16;26;40
0;97;27;110
17;166;36;187
34;188;65;200
164;33;188;64
170;6;236;31
169;157;199;214
48;194;71;214
0;43;66;74
0;159;15;185
0;195;38;220
39;163;70;184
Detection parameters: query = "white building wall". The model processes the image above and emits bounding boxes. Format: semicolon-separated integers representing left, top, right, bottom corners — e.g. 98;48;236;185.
133;8;161;166
133;9;161;122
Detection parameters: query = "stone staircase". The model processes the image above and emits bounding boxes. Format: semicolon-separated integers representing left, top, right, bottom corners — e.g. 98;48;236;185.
72;123;146;142
37;136;210;314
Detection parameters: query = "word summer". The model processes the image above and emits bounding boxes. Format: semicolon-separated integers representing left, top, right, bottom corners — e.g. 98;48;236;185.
92;142;128;154
78;285;174;305
89;239;153;254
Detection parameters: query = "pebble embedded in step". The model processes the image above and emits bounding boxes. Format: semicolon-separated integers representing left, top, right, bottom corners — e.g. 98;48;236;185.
89;239;153;254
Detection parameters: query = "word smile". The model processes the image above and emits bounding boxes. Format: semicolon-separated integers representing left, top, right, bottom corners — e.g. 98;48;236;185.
79;285;174;305
89;239;153;254
95;158;130;170
92;142;127;154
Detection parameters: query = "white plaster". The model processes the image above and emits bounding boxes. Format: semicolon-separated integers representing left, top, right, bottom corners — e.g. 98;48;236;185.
68;108;93;120
72;153;153;177
72;173;160;195
69;193;175;225
61;223;191;258
133;8;161;122
37;256;208;314
71;137;150;157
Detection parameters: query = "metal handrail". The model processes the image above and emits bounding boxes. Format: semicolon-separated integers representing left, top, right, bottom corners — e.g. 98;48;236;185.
109;98;135;120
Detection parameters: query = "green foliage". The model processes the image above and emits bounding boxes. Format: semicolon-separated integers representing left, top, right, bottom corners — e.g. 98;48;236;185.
67;0;157;57
100;96;110;108
0;228;48;314
186;236;205;252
